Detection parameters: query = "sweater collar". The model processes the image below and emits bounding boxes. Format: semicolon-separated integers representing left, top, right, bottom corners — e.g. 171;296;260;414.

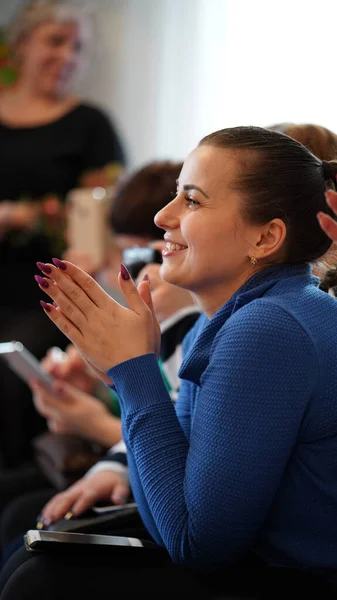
179;263;317;385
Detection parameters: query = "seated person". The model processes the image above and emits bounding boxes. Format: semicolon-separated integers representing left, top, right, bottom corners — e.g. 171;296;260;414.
4;126;337;598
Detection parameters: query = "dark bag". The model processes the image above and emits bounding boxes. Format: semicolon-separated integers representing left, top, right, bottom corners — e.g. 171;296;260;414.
32;431;106;490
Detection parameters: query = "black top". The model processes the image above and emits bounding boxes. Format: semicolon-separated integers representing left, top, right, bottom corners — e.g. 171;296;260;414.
0;102;126;308
0;103;126;202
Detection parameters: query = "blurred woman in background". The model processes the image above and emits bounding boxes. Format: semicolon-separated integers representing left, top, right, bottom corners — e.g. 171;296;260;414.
0;0;126;469
268;123;337;161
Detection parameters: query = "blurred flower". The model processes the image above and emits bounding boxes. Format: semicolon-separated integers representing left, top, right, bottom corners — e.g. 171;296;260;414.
0;28;18;89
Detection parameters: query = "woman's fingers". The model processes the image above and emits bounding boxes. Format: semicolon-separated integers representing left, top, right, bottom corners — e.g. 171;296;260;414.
118;264;152;316
40;301;84;348
325;189;337;213
39;259;111;309
71;489;100;516
317;190;337;243
317;212;337;243
41;488;80;524
111;480;130;505
35;276;89;331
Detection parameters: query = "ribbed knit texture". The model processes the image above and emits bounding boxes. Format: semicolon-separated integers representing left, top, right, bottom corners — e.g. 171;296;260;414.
108;264;337;573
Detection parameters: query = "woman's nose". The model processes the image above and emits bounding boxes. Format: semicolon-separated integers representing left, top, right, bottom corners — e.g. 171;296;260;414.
59;44;77;65
154;200;179;232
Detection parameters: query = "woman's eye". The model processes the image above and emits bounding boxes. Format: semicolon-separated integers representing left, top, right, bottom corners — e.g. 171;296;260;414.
48;35;65;47
185;196;199;209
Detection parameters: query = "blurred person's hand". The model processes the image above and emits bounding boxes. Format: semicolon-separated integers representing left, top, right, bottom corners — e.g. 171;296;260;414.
317;189;337;243
30;378;121;446
0;201;41;237
41;344;98;394
40;470;130;525
137;259;196;323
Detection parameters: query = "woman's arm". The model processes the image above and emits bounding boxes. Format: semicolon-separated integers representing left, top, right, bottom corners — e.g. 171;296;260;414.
33;260;317;570
109;302;317;569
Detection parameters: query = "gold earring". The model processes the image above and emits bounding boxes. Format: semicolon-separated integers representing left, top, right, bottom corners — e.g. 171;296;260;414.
250;255;257;266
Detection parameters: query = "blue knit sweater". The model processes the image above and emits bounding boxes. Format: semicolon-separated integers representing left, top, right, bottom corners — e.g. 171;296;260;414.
108;264;337;573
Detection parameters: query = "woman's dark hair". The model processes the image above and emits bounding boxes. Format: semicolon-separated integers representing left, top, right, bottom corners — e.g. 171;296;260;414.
110;161;182;239
200;126;337;266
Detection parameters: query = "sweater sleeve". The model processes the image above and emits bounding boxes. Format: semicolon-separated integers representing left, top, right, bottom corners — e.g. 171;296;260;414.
107;301;318;570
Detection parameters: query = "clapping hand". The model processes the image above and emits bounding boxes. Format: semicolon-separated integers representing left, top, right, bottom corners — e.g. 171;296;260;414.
35;259;160;381
317;189;337;243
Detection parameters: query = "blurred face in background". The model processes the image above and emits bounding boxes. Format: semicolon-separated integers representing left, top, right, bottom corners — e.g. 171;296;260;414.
16;19;88;98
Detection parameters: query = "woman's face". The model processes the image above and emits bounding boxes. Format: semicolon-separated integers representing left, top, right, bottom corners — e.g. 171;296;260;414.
17;20;87;97
154;145;261;314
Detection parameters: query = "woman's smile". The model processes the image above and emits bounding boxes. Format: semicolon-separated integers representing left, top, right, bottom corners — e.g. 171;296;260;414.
162;238;188;257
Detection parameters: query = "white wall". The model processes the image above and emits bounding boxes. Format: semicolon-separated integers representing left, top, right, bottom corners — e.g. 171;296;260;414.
80;0;337;167
81;0;207;167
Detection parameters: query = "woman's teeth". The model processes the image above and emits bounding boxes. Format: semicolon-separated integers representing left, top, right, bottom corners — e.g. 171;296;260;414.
165;242;186;251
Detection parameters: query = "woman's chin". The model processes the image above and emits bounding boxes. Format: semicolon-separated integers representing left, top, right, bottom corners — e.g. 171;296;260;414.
160;264;182;287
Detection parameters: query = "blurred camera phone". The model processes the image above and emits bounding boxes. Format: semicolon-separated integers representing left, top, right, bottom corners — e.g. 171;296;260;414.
24;530;163;555
122;246;162;279
0;341;54;391
66;186;114;270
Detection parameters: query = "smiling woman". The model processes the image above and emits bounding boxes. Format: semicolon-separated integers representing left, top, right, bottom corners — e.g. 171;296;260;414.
0;0;126;469
3;126;337;598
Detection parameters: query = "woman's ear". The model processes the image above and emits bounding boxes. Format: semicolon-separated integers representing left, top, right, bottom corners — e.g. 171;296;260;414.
255;218;287;261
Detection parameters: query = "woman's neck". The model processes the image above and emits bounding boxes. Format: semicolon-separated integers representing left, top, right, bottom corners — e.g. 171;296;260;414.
0;83;79;127
194;265;260;319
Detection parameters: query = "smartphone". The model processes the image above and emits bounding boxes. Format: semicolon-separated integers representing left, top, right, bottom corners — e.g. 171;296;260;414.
66;186;114;271
92;501;137;515
24;530;160;552
0;341;54;391
47;503;140;534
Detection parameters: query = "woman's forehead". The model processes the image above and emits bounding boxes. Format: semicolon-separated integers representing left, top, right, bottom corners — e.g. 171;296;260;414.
179;146;241;191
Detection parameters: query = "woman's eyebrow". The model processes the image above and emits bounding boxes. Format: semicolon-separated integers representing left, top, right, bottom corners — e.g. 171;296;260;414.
176;180;209;198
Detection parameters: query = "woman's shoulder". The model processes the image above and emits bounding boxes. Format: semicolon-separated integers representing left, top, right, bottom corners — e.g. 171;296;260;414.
72;101;114;124
224;286;337;354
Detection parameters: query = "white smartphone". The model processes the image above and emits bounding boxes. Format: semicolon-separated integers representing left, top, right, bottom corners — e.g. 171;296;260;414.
66;186;114;271
0;341;54;391
24;530;160;552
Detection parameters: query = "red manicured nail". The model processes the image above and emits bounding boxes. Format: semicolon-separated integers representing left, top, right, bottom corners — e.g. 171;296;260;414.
40;300;51;312
34;275;49;289
53;302;58;308
52;258;66;270
36;262;52;274
120;263;130;281
143;274;150;282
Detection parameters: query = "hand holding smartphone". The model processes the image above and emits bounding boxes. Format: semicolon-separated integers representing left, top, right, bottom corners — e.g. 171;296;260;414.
0;341;54;391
